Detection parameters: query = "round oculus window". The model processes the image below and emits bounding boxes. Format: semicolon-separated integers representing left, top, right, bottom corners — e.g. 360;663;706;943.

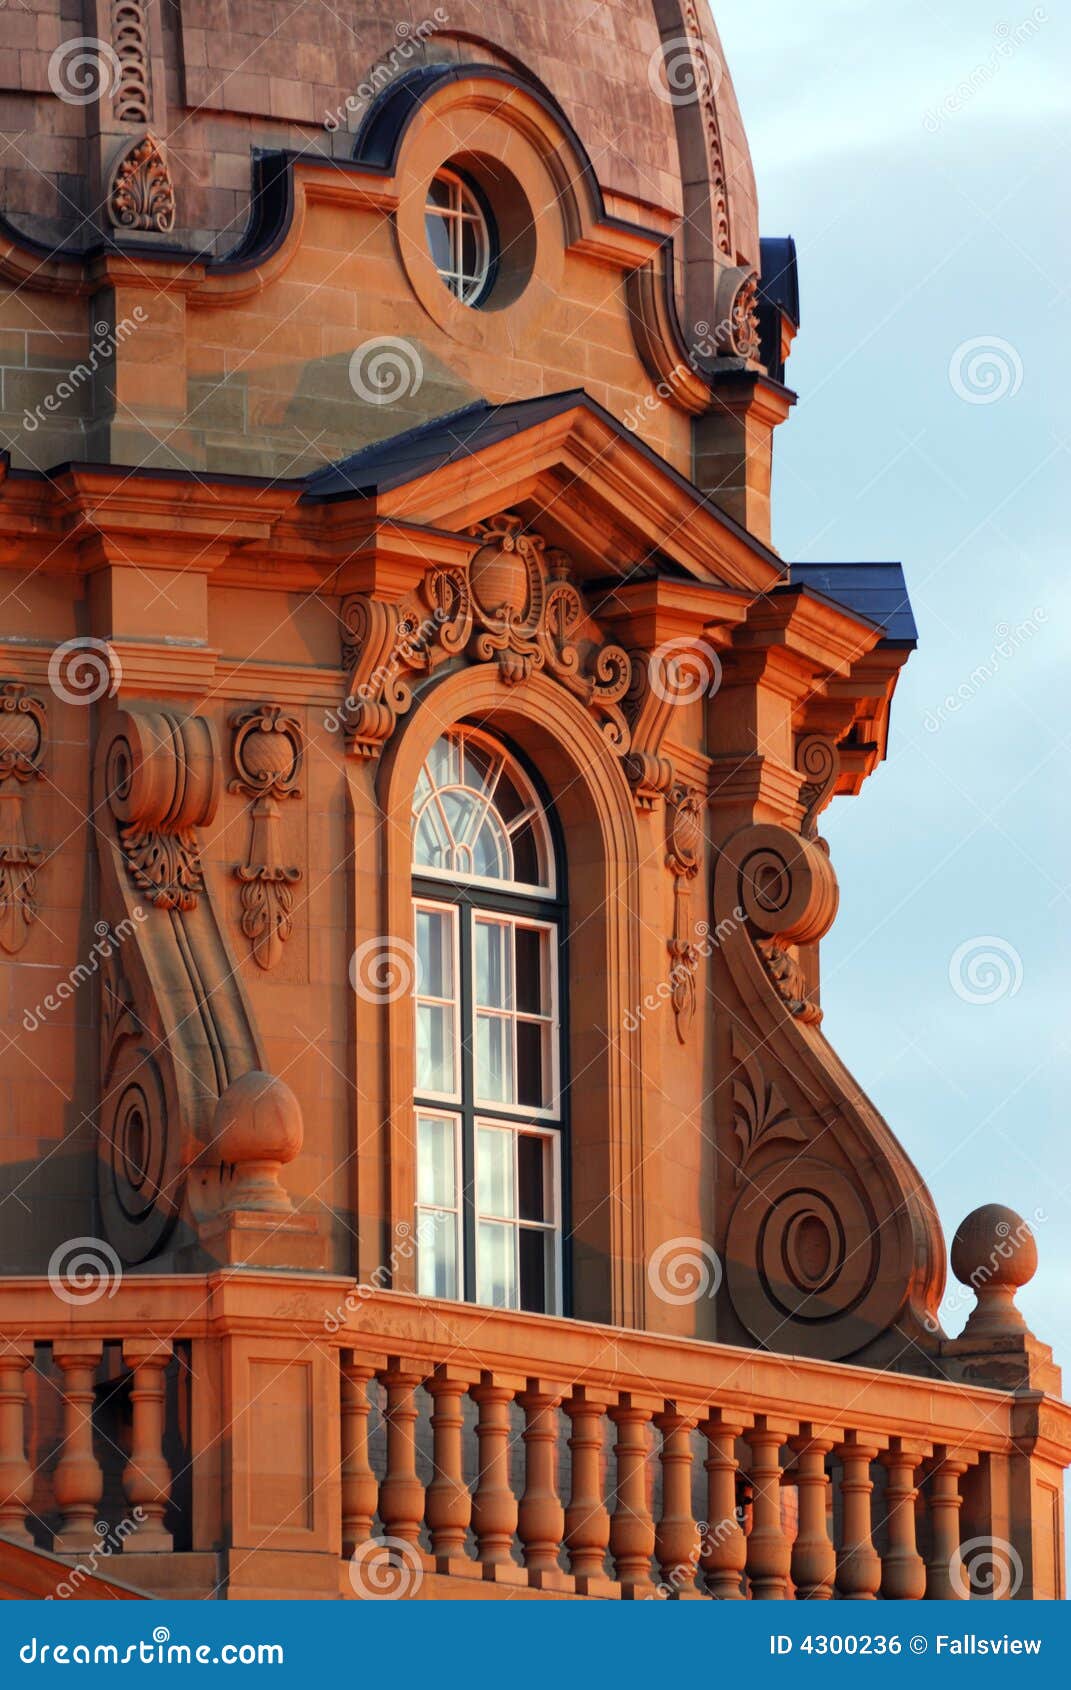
424;168;496;307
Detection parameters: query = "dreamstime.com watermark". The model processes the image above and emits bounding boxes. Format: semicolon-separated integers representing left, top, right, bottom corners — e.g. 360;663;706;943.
348;336;424;405
47;1236;123;1305
324;1212;447;1332
19;1629;284;1665
656;1514;739;1598
22;310;147;434
922;609;1045;731
948;935;1023;1004
923;11;1048;132
647;1236;723;1306
624;905;745;1032
23;912;147;1033
624;319;737;434
46;1514;145;1600
948;335;1023;404
325;602;451;735
324;10;449;130
647;34;724;107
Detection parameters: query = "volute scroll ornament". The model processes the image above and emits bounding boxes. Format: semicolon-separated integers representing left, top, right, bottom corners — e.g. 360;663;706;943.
0;683;46;955
229;706;304;971
105;710;220;910
796;733;841;840
713;820;945;1359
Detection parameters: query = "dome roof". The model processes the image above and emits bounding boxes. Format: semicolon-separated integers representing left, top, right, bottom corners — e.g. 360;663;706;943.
0;1;758;274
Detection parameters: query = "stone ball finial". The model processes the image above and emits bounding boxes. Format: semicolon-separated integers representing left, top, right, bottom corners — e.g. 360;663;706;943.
212;1070;303;1214
951;1203;1037;1339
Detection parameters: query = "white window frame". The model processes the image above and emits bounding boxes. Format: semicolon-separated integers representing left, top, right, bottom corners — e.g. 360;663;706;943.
414;1108;464;1303
472;912;560;1121
424;167;493;306
412;897;461;1105
474;1119;562;1315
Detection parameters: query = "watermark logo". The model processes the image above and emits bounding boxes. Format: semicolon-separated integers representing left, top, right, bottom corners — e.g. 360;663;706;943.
948;336;1023;405
649;637;722;706
48;37;121;105
922;609;1045;733
348;1536;424;1599
48;1237;123;1305
648;35;724;107
47;637;122;706
951;1535;1024;1599
647;1237;722;1306
348;338;424;405
324;9;449;130
948;936;1023;1004
349;936;420;1003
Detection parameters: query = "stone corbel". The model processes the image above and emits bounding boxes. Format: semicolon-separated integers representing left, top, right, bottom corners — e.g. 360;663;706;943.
95;708;321;1268
0;683;46;955
229;705;303;971
795;732;841;840
665;784;703;1042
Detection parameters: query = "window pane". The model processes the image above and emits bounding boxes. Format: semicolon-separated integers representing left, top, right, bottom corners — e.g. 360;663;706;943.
515;926;544;1015
517;1019;546;1108
478;1125;514;1218
517;1133;547;1222
475;919;512;1009
417;1208;458;1300
416;907;452;1000
463;739;495;794
414;809;447;870
417;1114;456;1207
519;1227;548;1314
493;770;525;824
478;1220;516;1309
424;210;452;273
476;1013;513;1103
441;788;479;842
417;1003;454;1095
472;814;508;879
510;817;542;886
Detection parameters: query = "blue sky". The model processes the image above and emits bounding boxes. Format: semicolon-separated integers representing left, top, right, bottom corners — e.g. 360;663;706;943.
714;0;1070;1360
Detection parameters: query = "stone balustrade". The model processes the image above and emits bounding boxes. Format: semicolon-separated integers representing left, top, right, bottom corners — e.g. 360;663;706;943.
0;1273;1067;1599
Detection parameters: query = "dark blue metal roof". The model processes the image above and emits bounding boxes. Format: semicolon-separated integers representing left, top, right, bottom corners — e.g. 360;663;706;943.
790;562;918;646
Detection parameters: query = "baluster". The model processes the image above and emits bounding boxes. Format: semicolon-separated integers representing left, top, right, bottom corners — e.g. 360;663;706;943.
609;1393;656;1595
52;1340;104;1552
121;1339;173;1551
789;1427;836;1601
698;1410;747;1599
376;1361;425;1547
470;1372;519;1575
924;1450;970;1599
425;1365;473;1568
340;1354;381;1557
745;1416;793;1599
563;1386;610;1592
654;1403;701;1596
0;1341;34;1544
834;1432;882;1599
880;1438;928;1600
518;1380;566;1587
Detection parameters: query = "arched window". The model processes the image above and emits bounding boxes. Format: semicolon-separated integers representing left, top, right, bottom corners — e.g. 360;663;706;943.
424;168;497;307
412;727;563;1312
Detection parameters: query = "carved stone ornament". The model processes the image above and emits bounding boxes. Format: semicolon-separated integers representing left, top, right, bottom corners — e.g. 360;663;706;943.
666;784;704;1043
111;0;152;124
713;265;761;361
796;733;841;840
678;0;732;259
95;708;305;1265
105;709;219;911
108;133;176;234
0;683;46;955
229;706;304;971
340;513;632;760
713;820;945;1358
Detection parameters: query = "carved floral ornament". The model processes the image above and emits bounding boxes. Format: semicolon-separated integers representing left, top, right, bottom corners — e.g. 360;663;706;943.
0;683;46;955
665;783;704;1043
107;133;175;234
339;513;701;815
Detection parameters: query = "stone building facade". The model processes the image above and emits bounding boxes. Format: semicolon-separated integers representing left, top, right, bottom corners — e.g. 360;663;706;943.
0;0;1066;1601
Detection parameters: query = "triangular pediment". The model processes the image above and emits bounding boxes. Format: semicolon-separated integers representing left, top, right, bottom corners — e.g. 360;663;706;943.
303;391;786;597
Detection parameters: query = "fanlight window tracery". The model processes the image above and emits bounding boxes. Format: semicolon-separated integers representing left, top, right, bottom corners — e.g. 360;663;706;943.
412;729;554;894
